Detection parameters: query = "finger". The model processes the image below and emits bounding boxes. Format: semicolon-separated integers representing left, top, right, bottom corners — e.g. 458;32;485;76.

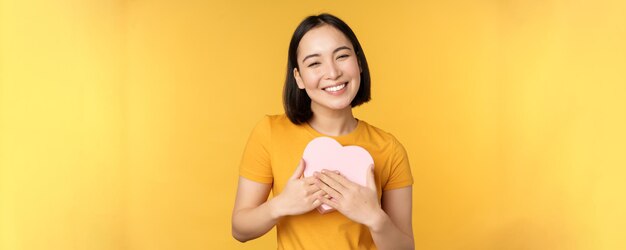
311;186;330;199
366;164;376;191
306;183;322;194
289;158;306;180
311;188;327;198
322;170;357;189
315;178;343;200
302;176;318;185
318;193;340;208
316;171;348;193
311;198;322;207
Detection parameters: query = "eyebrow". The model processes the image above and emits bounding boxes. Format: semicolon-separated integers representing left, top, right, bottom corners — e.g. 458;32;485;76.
301;46;353;63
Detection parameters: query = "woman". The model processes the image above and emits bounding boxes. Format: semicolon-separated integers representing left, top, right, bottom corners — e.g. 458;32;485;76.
232;13;414;250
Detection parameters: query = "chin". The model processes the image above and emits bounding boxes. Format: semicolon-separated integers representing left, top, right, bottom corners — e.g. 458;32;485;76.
326;101;353;110
310;95;355;111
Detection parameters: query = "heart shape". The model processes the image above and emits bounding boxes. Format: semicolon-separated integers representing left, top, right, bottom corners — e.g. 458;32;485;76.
302;137;374;213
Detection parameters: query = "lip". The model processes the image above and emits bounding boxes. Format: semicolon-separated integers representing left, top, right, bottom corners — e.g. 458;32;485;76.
323;82;348;96
322;81;348;90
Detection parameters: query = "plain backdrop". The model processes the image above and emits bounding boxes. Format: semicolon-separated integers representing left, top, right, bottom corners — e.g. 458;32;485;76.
1;0;625;249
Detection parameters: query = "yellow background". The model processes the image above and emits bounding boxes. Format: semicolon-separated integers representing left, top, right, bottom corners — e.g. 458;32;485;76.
1;0;625;249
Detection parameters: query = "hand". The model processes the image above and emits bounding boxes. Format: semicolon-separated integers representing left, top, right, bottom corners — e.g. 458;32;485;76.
314;165;383;227
271;159;326;217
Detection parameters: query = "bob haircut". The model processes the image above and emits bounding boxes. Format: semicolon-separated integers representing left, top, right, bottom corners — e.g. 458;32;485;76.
283;13;371;125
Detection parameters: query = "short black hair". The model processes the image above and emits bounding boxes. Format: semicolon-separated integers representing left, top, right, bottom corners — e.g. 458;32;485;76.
283;13;371;125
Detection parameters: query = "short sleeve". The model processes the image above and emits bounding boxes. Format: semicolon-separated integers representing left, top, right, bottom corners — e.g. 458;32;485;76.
383;137;414;190
239;116;273;184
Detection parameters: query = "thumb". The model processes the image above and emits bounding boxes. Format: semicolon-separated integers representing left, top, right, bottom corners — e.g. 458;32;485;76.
366;164;376;191
289;158;306;180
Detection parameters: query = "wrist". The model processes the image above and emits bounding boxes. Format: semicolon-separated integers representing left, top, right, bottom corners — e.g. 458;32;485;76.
268;196;285;220
366;208;389;233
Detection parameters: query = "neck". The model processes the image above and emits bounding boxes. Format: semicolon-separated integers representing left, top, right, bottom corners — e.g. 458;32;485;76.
308;104;358;137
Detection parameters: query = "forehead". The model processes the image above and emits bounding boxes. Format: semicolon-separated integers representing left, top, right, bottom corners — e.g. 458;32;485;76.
297;25;353;56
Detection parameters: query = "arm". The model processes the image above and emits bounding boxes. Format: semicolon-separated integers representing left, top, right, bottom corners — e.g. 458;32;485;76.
231;176;276;242
369;186;414;250
232;159;325;242
315;168;414;250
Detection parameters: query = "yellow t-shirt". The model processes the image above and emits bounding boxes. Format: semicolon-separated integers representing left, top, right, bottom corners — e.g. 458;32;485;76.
239;114;413;250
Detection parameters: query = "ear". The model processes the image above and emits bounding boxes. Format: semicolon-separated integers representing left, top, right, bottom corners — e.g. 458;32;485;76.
293;68;305;89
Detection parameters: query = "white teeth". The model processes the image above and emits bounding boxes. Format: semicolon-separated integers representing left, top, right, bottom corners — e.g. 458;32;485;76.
325;83;346;92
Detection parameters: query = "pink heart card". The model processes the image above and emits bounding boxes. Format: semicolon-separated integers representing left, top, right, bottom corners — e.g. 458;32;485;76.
302;137;374;213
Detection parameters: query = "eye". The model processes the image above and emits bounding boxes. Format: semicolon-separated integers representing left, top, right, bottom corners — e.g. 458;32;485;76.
308;62;320;67
336;54;349;60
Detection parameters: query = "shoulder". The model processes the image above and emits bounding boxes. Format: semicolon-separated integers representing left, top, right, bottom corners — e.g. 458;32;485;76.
357;120;409;163
358;120;404;148
250;113;298;136
258;114;295;131
264;113;291;126
252;113;291;126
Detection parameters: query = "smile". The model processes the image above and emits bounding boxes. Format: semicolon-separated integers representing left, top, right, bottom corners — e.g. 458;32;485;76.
323;82;347;92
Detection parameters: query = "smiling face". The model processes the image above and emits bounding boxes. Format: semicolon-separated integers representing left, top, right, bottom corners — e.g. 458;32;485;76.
294;24;361;113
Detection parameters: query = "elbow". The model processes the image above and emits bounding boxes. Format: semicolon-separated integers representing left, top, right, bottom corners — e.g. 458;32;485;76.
231;213;249;242
231;223;252;243
231;229;249;243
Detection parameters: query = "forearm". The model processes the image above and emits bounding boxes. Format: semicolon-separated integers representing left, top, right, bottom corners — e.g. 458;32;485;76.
232;198;282;242
368;209;415;250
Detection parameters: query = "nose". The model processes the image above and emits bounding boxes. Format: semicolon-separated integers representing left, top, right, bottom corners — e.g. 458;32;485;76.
325;61;342;80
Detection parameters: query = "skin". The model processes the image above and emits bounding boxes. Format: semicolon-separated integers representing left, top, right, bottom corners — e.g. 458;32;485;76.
232;24;414;250
294;24;361;136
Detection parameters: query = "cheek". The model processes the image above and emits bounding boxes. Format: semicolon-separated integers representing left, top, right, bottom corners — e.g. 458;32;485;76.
342;59;361;77
301;71;322;88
